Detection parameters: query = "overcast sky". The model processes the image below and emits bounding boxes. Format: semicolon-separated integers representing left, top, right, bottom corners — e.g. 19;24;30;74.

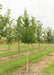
0;0;54;29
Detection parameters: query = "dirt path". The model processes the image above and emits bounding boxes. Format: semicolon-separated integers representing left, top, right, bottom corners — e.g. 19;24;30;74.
16;52;54;75
0;47;52;63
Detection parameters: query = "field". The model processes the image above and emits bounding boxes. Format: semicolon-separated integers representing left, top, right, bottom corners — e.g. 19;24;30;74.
0;43;54;75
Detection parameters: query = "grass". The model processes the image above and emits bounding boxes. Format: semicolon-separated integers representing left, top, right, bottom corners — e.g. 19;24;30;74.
0;43;50;51
43;62;54;75
0;47;54;75
0;47;38;58
29;47;54;63
0;44;50;58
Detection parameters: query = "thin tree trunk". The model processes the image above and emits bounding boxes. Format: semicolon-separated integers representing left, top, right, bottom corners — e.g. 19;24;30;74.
27;44;29;73
48;43;49;47
49;43;50;47
18;41;20;54
51;43;52;47
51;44;53;47
32;44;33;50
39;42;40;50
44;43;46;49
48;43;49;46
8;43;10;51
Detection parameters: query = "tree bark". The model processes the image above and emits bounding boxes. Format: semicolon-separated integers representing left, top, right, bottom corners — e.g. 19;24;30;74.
48;43;49;47
8;43;10;51
27;44;29;73
44;43;45;49
51;43;52;47
39;42;40;50
32;44;33;50
18;41;20;54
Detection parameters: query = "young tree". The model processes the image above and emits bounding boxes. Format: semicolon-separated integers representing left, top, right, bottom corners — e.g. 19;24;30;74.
46;27;52;47
0;4;2;41
14;16;22;53
43;29;47;43
52;30;54;43
30;16;36;49
4;9;13;51
21;9;36;73
0;14;8;39
21;9;30;73
0;5;11;45
42;28;47;49
0;4;2;10
4;22;13;51
36;20;43;50
46;27;52;43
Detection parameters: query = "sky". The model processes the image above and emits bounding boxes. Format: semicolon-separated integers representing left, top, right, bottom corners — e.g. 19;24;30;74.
0;0;54;29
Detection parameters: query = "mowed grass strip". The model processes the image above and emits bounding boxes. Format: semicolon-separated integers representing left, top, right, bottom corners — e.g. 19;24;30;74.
0;47;54;75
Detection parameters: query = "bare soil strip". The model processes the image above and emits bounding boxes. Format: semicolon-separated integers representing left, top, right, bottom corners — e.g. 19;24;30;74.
16;52;54;75
0;46;53;63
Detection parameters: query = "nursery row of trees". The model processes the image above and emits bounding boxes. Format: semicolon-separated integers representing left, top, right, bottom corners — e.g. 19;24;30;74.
0;4;54;51
0;4;54;73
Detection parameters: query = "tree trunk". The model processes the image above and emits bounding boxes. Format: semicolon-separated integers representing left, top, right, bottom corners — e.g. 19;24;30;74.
27;44;29;73
8;43;10;51
49;43;50;47
48;43;49;47
39;42;40;50
51;43;52;47
18;41;20;54
32;44;33;50
44;43;46;49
